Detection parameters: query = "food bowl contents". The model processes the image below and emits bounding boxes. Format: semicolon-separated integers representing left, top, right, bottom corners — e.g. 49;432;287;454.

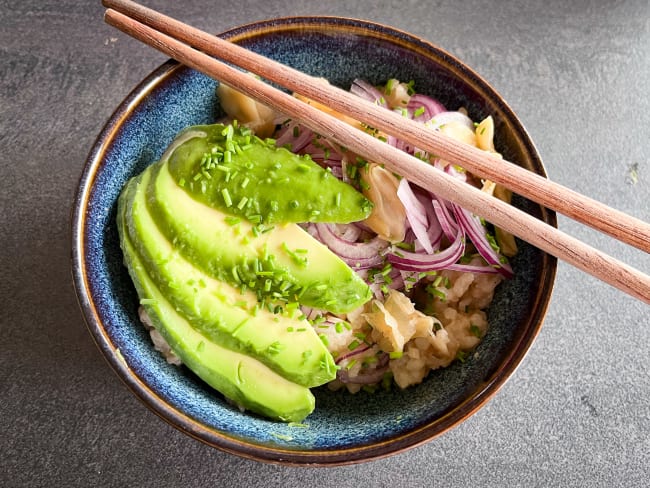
116;77;517;422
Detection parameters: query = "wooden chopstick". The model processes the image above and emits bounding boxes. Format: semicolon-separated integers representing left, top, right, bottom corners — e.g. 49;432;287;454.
102;4;650;304
103;0;650;255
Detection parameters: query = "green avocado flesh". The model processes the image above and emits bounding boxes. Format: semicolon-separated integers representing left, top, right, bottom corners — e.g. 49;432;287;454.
167;123;373;224
117;213;315;422
116;123;374;421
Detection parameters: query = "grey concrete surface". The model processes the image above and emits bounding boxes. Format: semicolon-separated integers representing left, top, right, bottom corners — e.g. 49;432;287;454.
1;0;649;486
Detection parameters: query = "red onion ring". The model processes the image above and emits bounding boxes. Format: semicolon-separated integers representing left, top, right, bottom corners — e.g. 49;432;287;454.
452;205;513;278
337;353;390;385
350;79;388;106
397;179;433;254
431;197;459;243
314;223;387;269
407;94;446;122
388;233;466;272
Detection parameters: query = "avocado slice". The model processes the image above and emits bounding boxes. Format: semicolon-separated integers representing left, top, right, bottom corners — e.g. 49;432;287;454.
117;211;315;422
122;167;337;388
147;145;372;314
115;122;378;422
166;123;373;224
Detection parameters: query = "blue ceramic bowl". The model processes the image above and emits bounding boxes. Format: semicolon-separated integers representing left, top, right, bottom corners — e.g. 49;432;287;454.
72;17;556;465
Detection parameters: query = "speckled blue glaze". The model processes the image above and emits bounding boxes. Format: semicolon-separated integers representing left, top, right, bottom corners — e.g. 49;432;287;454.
72;17;556;465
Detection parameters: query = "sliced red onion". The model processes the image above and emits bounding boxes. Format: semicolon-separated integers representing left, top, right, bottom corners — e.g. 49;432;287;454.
350;79;388;106
337;353;390;385
368;281;385;300
431;197;459;243
299;306;321;321
444;163;468;183
399;270;422;290
407;94;446;122
423;196;443;250
426;110;475;131
302;139;343;162
314;223;387;269
275;122;314;152
334;343;371;365
271;80;515;304
452;205;513;278
397;179;433;254
330;223;362;242
387;268;405;290
388;233;466;272
329;166;344;179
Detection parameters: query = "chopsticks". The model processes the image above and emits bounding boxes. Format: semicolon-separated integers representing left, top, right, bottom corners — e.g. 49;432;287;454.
102;0;650;304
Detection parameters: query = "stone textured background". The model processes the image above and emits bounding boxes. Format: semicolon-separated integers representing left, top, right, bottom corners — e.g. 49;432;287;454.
1;0;648;486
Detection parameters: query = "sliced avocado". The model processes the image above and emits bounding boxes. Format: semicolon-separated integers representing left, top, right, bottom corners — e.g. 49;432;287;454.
117;206;315;422
166;123;373;224
122;168;337;388
115;122;378;422
147;159;372;313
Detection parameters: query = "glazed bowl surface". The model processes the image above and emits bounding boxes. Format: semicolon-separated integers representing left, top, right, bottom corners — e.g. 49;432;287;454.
72;16;556;465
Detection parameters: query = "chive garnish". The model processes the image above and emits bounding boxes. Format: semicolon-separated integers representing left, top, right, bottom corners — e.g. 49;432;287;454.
348;340;360;351
221;188;232;207
237;196;249;210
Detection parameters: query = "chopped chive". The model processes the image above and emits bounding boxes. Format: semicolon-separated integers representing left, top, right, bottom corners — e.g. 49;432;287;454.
348;340;360;351
345;359;357;370
221;188;232;207
237;196;249;210
267;341;284;355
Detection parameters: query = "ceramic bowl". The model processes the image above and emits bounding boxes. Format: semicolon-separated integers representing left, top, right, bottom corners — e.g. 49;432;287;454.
72;16;556;465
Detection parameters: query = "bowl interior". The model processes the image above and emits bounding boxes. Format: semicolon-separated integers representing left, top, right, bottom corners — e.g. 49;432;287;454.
73;17;556;465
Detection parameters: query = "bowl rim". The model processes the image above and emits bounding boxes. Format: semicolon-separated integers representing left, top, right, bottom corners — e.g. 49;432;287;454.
71;15;557;466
